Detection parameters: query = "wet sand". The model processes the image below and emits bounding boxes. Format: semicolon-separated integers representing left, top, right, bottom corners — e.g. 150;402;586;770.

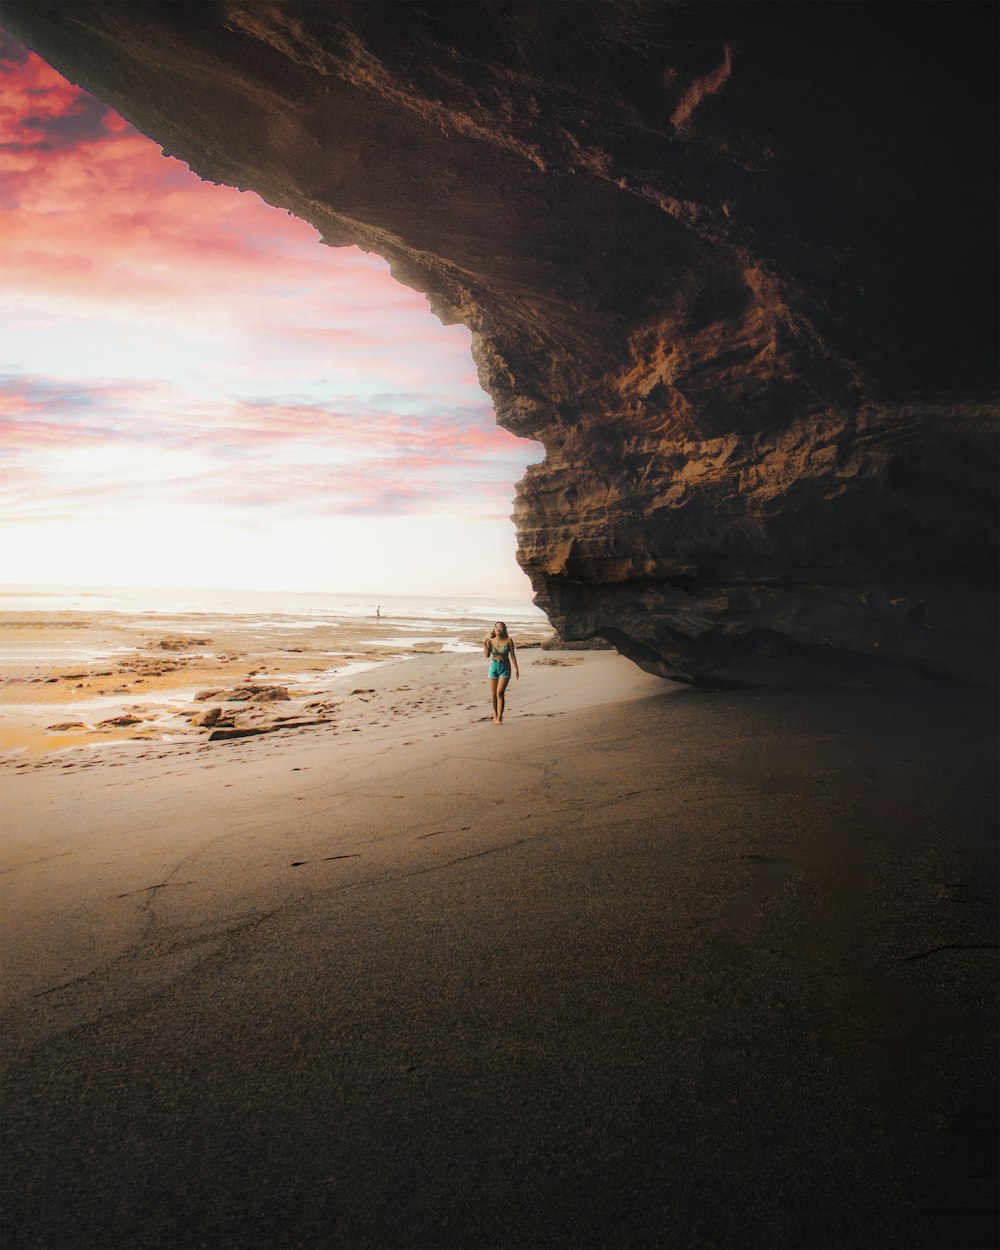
0;609;551;757
1;653;996;1249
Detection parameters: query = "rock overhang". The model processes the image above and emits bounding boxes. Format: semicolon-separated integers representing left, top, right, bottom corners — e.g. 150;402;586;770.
1;0;995;686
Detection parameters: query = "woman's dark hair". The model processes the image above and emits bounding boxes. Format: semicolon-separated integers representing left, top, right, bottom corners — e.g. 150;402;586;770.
493;621;508;639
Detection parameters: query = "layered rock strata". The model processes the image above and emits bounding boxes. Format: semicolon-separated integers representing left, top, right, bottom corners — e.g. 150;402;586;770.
2;1;995;685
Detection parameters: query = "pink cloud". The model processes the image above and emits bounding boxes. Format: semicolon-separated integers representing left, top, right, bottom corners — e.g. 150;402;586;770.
0;369;539;527
0;372;524;453
0;34;544;557
1;38;488;413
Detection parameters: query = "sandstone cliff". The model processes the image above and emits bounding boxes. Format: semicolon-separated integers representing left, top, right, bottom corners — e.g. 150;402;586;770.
2;1;995;685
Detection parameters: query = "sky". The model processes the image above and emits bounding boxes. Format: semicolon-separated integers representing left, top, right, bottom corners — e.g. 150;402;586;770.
0;32;544;600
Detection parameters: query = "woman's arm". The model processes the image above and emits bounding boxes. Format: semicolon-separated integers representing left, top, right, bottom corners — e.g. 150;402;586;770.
483;637;492;658
510;638;520;678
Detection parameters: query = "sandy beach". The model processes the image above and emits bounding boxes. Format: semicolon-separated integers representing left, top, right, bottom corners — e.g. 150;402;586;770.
2;648;649;1017
1;645;996;1249
0;602;553;758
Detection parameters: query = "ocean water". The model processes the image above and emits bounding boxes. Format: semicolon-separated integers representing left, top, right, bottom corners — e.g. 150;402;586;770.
0;583;547;625
0;583;551;673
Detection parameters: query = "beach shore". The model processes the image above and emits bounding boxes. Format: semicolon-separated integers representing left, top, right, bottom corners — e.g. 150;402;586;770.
0;606;552;757
2;652;996;1249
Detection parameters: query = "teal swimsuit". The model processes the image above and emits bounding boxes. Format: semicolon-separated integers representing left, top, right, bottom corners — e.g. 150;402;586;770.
489;641;511;679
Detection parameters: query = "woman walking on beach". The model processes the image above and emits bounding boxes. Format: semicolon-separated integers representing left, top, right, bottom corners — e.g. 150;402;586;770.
484;621;519;724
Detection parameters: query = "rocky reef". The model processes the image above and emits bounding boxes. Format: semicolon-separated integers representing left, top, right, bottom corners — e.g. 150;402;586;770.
3;1;995;685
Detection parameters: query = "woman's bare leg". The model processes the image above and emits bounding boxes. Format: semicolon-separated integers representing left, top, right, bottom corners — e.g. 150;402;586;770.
489;677;499;722
496;675;510;723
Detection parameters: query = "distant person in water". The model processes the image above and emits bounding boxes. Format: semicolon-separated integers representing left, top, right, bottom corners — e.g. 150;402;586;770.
483;621;519;724
375;605;381;619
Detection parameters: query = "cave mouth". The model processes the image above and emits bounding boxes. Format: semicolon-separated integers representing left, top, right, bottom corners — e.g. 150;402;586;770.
1;1;995;687
0;30;545;604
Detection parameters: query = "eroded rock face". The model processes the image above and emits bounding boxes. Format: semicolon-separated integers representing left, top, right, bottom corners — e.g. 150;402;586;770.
3;1;995;685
